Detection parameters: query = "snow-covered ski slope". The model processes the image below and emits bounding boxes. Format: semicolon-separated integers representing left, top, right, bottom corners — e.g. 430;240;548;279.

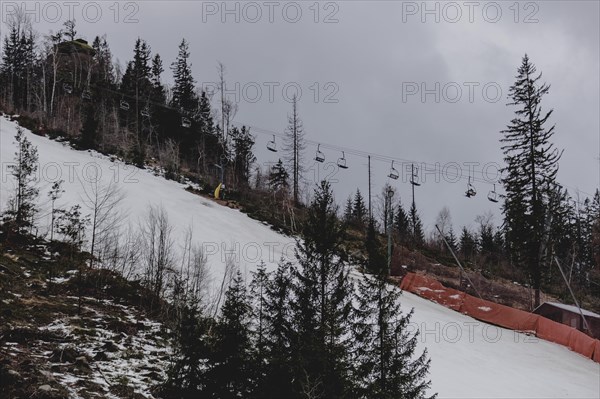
1;117;598;398
0;117;296;284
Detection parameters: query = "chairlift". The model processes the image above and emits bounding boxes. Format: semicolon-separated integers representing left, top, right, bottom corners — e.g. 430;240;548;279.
63;83;73;94
267;135;278;152
119;99;130;111
315;144;325;163
465;176;477;198
410;165;421;186
388;161;399;180
487;184;499;203
82;89;91;100
337;151;348;169
181;117;191;128
141;106;150;118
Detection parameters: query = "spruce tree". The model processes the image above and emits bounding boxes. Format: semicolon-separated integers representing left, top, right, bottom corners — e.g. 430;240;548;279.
582;190;600;275
133;38;152;83
476;213;495;256
1;25;35;110
445;227;458;253
198;91;214;133
500;54;562;307
353;272;435;399
195;90;215;175
543;186;577;282
166;305;212;396
54;205;88;251
291;181;353;398
6;127;39;228
208;271;255;398
171;38;198;112
459;227;477;262
120;61;135;95
249;261;270;384
268;159;289;192
92;35;115;86
353;189;368;227
1;27;20;93
121;38;152;98
231;126;256;187
408;202;425;249
343;196;353;223
22;31;35;111
151;53;166;104
395;201;410;245
589;191;600;270
80;104;98;149
259;260;296;398
365;218;386;274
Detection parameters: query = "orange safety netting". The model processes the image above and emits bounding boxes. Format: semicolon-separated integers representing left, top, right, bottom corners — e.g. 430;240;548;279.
400;272;600;363
458;295;540;332
567;328;597;359
535;316;574;347
400;273;465;311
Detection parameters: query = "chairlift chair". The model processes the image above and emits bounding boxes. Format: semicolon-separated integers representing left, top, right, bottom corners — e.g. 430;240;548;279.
181;117;191;128
63;83;73;94
410;165;421;186
487;184;499;203
388;161;399;180
267;135;278;152
82;89;91;100
141;106;150;118
337;151;348;169
120;99;130;111
315;144;325;163
465;177;477;198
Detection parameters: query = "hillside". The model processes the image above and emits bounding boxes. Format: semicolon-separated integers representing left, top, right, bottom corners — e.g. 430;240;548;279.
0;116;296;292
0;238;172;398
1;117;599;398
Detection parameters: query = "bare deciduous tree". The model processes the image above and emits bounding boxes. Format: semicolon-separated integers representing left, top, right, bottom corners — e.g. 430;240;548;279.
210;250;237;319
141;205;175;304
174;226;211;313
300;370;323;399
79;177;124;268
100;223;142;279
432;206;453;249
283;95;305;206
159;138;180;180
217;61;238;144
48;180;64;241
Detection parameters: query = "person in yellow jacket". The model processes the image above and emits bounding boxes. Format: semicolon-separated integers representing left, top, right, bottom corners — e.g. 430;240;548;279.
214;183;225;200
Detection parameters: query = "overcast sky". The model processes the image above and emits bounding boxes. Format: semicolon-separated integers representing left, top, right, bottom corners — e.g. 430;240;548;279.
4;0;599;232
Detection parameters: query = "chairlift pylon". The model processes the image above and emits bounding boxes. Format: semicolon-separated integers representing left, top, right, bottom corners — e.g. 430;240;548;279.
487;184;499;203
410;165;421;186
315;144;325;163
337;151;348;169
465;176;477;198
388;161;399;180
267;135;278;152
